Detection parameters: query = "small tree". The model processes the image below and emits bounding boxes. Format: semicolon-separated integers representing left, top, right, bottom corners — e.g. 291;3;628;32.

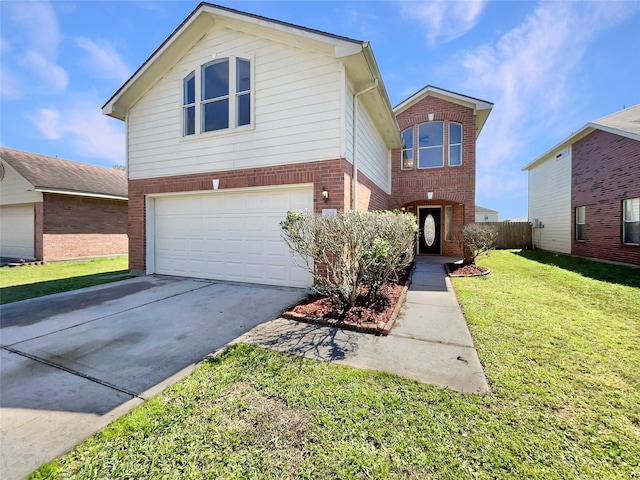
281;210;416;312
455;223;498;265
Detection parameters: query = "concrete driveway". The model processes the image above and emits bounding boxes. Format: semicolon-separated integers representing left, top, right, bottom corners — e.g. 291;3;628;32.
0;276;305;480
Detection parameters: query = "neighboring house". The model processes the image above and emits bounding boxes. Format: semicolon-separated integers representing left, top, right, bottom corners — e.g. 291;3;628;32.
522;105;640;266
475;205;499;223
103;3;492;287
0;148;128;261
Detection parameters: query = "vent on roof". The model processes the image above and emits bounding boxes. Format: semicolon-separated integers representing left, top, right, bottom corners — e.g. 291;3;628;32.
555;148;569;159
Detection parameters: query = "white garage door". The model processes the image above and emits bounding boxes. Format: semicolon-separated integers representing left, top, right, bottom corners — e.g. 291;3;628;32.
0;204;35;259
152;185;313;287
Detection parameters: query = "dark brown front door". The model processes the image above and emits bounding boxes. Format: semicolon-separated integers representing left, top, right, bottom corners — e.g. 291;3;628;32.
418;207;441;254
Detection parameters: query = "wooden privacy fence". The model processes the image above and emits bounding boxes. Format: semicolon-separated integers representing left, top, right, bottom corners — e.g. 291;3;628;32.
482;222;533;249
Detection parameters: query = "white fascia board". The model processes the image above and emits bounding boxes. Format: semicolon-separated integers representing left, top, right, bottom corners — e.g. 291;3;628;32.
102;9;215;120
394;86;493;115
34;188;127;201
521;125;597;171
586;122;640;142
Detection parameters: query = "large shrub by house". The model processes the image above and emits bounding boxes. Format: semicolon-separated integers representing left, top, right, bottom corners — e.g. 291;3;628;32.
281;210;417;310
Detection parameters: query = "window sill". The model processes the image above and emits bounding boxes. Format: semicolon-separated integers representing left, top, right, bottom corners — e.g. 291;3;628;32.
181;124;255;142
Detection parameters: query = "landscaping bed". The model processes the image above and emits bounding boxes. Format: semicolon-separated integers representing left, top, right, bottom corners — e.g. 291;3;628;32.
282;265;412;335
446;262;490;277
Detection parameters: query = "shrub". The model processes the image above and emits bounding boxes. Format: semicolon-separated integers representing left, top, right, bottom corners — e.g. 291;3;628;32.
281;210;417;311
455;223;498;265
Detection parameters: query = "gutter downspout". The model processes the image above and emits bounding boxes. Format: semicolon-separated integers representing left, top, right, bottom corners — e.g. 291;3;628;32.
352;79;378;211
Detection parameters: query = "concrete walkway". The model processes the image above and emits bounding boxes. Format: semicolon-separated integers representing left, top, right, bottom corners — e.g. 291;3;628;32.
239;256;490;394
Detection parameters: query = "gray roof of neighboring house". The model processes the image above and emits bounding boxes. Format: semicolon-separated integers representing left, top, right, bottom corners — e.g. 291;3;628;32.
591;104;640;137
522;104;640;171
475;205;499;213
0;147;127;199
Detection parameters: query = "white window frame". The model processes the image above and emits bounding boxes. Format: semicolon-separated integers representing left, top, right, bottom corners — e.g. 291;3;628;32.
576;206;585;241
445;205;453;242
182;71;195;136
182;55;254;138
201;58;230;133
623;198;639;245
417;121;444;169
401;127;414;170
448;122;462;166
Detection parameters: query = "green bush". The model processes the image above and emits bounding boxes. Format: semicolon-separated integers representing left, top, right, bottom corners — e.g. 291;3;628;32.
281;210;417;310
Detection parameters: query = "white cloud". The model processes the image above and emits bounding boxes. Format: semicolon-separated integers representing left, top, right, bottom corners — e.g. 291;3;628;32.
74;37;131;83
4;1;68;94
5;0;61;58
1;67;23;100
460;1;639;197
29;100;125;164
22;50;69;92
401;0;487;46
29;108;62;139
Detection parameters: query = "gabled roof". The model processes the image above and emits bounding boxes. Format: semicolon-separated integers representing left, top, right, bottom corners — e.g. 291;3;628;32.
393;85;494;138
475;205;499;214
0;148;127;200
102;2;401;148
522;104;640;171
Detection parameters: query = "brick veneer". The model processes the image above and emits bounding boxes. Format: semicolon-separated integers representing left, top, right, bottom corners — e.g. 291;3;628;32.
390;95;477;257
128;158;388;272
571;130;640;266
41;193;128;260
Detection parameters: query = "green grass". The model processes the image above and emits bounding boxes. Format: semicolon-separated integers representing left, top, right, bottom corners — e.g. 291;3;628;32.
0;256;131;304
29;250;640;479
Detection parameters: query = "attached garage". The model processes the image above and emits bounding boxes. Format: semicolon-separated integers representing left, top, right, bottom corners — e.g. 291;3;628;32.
148;185;313;288
0;204;34;259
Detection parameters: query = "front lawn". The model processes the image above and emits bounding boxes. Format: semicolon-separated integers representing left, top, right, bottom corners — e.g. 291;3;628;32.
30;250;640;479
0;256;131;304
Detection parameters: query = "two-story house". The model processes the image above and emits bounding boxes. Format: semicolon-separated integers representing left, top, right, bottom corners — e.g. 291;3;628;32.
103;3;493;287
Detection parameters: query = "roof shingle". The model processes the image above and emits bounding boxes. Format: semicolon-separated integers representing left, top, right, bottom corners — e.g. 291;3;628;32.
0;148;127;199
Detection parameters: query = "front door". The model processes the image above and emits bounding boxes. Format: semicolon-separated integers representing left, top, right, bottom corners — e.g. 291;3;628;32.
418;207;441;254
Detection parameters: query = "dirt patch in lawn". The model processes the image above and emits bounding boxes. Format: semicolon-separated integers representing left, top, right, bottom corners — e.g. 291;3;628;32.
446;263;491;277
282;266;412;335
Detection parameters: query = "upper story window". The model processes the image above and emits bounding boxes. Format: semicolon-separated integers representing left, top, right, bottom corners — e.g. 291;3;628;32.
183;56;252;137
401;127;414;169
623;198;639;245
448;122;462;166
418;121;444;168
202;58;230;132
183;71;195;136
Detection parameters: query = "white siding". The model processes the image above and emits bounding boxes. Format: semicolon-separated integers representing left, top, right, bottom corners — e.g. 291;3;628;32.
355;100;391;193
528;150;572;254
128;26;343;180
475;212;499;222
0;161;42;205
344;80;354;162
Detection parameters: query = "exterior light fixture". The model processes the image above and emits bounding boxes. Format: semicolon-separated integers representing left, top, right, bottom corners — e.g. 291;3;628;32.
322;187;329;201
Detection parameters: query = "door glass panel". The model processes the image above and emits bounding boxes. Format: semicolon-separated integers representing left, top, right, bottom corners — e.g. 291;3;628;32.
424;214;436;246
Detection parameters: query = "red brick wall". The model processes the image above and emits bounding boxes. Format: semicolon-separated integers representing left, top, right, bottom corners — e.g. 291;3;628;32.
390;95;477;257
571;130;640;266
128;159;371;272
41;193;128;260
34;202;44;260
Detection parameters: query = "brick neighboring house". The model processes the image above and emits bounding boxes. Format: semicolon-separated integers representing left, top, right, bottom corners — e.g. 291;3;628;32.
0;148;128;261
103;3;492;287
522;105;640;266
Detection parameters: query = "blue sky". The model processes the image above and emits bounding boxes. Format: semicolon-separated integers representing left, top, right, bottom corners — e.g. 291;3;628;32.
1;1;639;219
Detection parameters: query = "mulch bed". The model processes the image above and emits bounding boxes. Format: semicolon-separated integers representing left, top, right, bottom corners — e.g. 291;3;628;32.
281;265;413;335
446;263;490;277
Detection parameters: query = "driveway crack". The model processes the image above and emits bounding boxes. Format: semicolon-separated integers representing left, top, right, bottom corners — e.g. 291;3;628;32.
1;345;143;399
5;281;216;347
